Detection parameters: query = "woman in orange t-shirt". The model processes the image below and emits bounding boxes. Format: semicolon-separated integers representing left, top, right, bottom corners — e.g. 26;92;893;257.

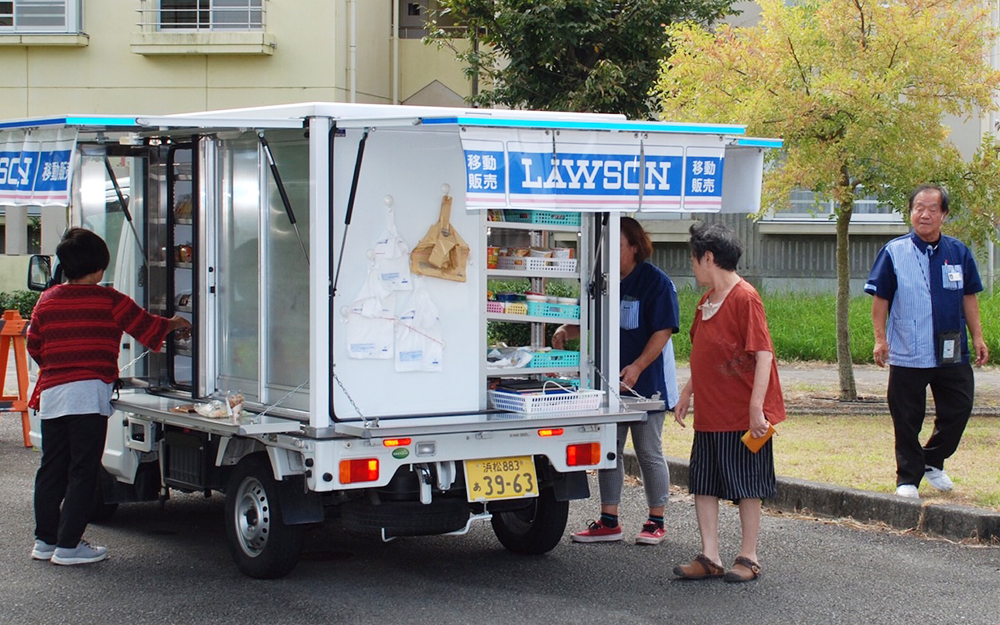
672;223;785;584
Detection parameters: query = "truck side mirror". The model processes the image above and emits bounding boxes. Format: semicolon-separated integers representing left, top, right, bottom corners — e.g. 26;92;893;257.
27;255;52;291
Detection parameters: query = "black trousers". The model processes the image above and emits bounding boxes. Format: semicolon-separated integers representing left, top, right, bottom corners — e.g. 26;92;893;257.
33;413;108;548
887;364;974;487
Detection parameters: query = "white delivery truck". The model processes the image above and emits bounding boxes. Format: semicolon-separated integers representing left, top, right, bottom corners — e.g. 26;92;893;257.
9;103;777;578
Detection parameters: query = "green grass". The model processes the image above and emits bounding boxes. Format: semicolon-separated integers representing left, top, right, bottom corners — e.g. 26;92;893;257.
672;287;1000;364
661;414;1000;510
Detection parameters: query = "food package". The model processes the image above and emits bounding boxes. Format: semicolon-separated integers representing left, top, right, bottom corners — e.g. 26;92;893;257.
194;400;228;419
193;392;244;423
228;392;244;421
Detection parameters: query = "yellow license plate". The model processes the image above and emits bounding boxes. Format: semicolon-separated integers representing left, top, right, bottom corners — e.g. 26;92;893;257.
464;455;538;502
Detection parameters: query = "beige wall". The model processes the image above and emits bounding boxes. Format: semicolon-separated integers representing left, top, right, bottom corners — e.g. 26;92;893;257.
399;39;471;104
0;1;449;117
0;256;30;293
0;1;474;117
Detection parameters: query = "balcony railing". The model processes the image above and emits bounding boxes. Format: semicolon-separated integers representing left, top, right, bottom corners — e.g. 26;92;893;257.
136;1;265;33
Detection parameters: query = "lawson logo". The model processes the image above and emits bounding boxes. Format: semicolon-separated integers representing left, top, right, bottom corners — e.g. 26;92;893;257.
508;151;682;197
0;149;72;191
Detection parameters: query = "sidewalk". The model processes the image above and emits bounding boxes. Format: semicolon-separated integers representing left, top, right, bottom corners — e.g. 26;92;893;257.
625;362;1000;543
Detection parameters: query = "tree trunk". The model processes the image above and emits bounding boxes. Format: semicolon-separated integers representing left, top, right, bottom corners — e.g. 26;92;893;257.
836;199;858;401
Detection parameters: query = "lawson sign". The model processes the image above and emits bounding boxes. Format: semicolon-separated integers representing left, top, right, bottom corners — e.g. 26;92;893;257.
461;131;724;212
0;128;78;207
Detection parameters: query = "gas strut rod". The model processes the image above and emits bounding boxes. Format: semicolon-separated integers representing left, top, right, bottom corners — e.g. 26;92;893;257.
104;156;148;264
258;132;310;265
331;128;370;297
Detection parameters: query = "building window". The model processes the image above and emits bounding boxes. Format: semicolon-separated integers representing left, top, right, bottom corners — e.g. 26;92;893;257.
153;0;263;31
0;0;80;33
765;188;902;223
399;0;457;39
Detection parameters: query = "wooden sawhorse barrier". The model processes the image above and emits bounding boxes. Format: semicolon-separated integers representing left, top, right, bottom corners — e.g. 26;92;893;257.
0;310;31;447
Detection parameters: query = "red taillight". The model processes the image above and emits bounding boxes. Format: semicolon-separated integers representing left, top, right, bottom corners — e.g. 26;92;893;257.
538;428;564;437
566;443;601;466
382;438;412;447
339;458;379;483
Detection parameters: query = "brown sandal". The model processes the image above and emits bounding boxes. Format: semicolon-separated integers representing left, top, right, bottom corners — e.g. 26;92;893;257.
724;556;762;583
673;554;725;579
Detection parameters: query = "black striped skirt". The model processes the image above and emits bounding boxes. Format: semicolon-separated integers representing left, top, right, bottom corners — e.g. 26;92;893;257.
688;430;777;503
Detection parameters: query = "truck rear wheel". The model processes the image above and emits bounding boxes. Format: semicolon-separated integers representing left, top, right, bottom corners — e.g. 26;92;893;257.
490;487;568;555
225;454;304;579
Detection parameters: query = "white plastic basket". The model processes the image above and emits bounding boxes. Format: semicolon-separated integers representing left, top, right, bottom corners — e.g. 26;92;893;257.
497;256;577;273
488;387;604;414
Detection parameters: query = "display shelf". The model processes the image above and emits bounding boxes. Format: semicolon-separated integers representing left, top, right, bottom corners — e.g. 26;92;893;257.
484;210;585;388
485;221;580;233
487;269;578;280
485;366;580;377
486;313;579;325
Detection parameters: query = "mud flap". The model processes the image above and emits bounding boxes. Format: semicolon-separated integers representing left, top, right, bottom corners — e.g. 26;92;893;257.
551;471;590;502
276;475;324;525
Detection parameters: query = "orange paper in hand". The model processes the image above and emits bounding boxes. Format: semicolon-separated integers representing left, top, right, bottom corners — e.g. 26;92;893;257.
741;423;776;454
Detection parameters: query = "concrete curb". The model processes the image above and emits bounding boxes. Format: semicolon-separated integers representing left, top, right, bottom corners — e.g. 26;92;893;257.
785;402;1000;417
623;451;1000;543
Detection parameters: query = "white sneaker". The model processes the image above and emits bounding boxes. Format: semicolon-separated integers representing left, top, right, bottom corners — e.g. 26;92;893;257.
894;484;920;499
925;466;954;491
31;540;56;561
50;540;107;566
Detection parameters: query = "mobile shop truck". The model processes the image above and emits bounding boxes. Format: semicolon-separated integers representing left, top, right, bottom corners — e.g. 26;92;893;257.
9;103;777;578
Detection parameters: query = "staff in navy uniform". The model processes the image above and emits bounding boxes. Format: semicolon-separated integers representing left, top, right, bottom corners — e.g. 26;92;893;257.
865;184;988;499
554;216;679;546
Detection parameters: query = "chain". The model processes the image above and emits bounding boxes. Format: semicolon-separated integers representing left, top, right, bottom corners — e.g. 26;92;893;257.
121;348;151;372
256;379;310;420
589;357;644;404
333;370;376;428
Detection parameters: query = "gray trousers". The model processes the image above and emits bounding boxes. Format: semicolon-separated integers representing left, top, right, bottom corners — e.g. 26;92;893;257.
598;410;670;508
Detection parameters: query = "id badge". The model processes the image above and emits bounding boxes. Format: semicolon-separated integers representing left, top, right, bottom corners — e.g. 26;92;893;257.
937;331;962;365
941;264;963;290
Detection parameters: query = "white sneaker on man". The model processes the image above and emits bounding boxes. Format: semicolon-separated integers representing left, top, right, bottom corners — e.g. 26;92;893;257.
894;484;920;499
50;540;107;565
925;466;954;491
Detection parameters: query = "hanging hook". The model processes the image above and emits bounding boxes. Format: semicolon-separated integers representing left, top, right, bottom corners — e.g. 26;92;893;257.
384;194;394;207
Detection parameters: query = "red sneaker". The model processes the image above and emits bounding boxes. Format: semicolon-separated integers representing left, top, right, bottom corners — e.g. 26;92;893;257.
635;522;666;545
571;520;623;543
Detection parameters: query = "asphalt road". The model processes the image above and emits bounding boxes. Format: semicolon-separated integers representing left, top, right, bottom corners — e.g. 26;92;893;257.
2;415;999;625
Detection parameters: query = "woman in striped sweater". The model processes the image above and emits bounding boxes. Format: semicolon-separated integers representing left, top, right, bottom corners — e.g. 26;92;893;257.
27;228;191;566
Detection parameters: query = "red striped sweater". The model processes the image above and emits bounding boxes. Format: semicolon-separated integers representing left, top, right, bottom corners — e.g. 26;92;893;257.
27;284;170;410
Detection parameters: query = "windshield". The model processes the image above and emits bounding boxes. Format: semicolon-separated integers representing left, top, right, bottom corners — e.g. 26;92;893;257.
76;152;136;287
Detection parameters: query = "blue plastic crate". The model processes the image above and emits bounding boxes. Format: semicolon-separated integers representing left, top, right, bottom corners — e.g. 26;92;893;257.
527;350;580;369
503;210;581;227
526;302;580;319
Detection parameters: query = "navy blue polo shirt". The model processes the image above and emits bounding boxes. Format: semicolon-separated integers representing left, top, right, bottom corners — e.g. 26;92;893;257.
864;232;982;367
620;261;681;406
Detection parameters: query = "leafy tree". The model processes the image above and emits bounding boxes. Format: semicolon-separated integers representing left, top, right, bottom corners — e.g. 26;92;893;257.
425;0;736;119
656;0;1000;399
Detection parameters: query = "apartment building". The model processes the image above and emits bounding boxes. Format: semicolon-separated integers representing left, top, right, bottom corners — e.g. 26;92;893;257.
0;0;468;267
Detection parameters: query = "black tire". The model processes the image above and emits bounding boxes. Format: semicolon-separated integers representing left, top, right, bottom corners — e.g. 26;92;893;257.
490;487;568;555
89;470;119;523
225;454;304;579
